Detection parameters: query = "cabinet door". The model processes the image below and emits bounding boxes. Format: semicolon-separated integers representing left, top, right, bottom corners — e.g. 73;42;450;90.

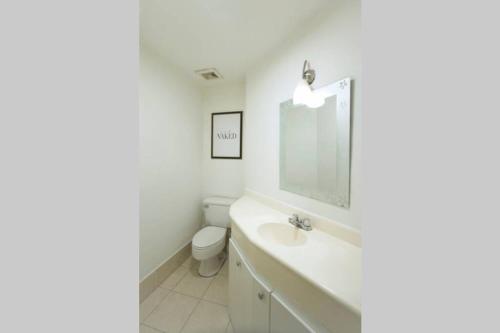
228;239;271;333
251;270;271;332
229;240;253;333
270;293;315;333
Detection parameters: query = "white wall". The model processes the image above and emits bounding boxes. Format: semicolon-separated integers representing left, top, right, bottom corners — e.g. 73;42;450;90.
139;0;360;279
244;1;361;229
140;45;203;279
201;83;246;199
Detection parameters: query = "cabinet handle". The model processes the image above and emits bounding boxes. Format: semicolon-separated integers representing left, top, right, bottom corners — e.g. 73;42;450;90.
257;292;265;300
236;261;241;267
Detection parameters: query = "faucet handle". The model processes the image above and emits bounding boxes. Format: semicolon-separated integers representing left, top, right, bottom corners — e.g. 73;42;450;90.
301;218;312;231
289;214;299;225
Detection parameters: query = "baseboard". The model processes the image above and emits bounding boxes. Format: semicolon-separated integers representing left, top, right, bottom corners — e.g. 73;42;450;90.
139;241;191;302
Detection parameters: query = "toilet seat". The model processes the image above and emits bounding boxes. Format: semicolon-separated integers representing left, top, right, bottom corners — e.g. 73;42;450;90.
192;226;226;249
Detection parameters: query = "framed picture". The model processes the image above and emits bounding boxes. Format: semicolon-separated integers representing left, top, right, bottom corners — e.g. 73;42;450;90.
211;111;243;159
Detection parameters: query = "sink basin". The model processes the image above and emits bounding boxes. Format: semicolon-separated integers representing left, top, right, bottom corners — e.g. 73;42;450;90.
257;223;307;246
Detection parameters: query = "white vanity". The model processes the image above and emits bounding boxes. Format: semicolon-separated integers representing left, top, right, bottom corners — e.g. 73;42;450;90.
227;192;361;333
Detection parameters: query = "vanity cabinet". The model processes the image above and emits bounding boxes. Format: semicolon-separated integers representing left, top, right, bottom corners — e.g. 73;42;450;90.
229;239;315;333
270;293;314;333
229;239;271;333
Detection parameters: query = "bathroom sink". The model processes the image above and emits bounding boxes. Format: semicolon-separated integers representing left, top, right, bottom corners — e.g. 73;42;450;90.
257;223;307;246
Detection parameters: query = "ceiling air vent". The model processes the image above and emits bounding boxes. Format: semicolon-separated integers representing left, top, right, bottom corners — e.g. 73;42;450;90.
195;68;223;80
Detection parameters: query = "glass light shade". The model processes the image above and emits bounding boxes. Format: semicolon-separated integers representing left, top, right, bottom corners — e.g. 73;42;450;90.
306;92;325;108
293;79;325;108
293;79;312;105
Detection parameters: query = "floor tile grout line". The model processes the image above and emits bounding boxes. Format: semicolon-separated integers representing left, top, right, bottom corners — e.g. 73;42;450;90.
159;289;202;301
145;275;221;301
141;258;190;330
158;264;189;291
141;322;167;333
200;273;218;300
173;266;215;299
205;299;228;307
201;282;229;306
156;285;171;291
201;272;229;306
176;298;230;333
199;295;228;307
141;280;202;323
172;266;190;287
142;290;200;333
161;286;227;308
149;256;192;293
171;286;212;302
158;264;190;290
141;288;172;324
178;298;202;333
141;256;229;329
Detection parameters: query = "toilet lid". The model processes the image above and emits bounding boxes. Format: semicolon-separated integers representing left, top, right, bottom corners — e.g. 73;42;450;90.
192;226;226;248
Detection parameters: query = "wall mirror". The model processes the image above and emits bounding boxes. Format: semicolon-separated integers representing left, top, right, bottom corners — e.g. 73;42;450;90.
279;78;351;208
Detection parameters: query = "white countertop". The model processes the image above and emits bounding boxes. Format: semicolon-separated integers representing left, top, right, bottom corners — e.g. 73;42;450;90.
229;195;361;314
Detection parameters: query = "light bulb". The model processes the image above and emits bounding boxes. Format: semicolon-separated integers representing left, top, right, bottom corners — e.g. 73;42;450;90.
293;79;325;108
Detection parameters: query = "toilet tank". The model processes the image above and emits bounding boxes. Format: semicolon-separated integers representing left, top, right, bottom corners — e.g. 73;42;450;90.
203;197;236;228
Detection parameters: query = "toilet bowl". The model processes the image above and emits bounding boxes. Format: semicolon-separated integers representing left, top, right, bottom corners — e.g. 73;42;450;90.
192;226;227;276
192;197;236;277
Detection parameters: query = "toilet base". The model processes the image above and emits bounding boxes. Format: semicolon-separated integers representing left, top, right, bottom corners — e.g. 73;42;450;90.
198;252;226;277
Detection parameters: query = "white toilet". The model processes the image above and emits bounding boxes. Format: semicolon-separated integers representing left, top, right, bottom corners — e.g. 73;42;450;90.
192;196;236;277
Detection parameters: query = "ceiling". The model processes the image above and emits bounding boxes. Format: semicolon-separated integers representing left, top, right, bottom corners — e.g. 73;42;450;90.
140;0;335;85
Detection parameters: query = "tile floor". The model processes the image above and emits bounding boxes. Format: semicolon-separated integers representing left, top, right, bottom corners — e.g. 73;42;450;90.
140;256;233;333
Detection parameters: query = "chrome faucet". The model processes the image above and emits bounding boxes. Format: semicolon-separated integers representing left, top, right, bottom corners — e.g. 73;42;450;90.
288;214;312;231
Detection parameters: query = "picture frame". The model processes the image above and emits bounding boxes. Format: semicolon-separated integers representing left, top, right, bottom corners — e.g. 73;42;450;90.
211;111;243;159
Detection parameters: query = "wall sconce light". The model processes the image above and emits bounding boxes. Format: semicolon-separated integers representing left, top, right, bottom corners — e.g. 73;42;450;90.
293;60;325;108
